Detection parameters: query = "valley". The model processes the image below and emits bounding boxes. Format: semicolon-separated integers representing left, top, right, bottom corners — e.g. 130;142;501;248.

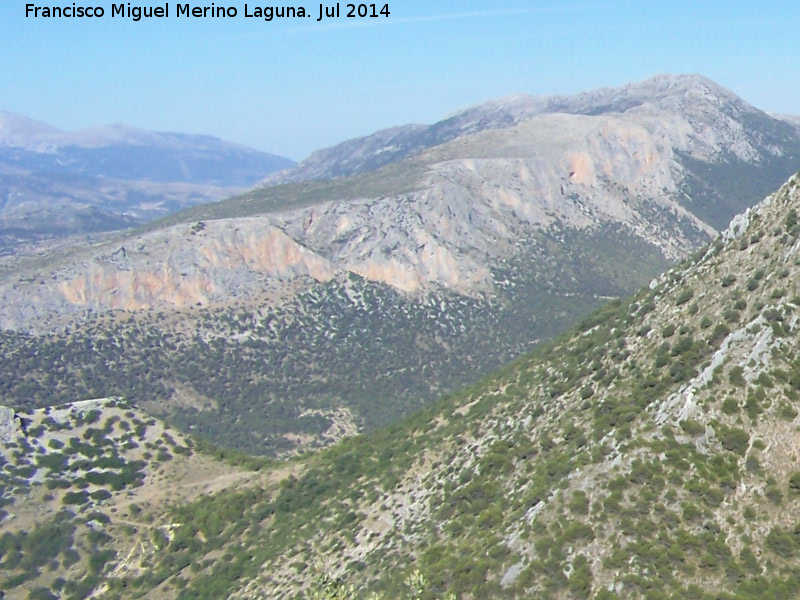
4;73;800;599
1;75;799;456
6;170;800;598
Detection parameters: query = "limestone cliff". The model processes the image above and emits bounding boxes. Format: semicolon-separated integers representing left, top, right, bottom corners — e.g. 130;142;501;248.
2;74;799;331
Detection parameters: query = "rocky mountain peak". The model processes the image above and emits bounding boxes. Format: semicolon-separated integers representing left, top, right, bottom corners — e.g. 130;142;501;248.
266;74;777;186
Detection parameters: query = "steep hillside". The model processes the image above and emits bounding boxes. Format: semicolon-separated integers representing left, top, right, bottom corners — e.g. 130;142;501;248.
237;170;800;599
7;173;800;599
0;397;272;600
1;75;799;456
0;226;662;455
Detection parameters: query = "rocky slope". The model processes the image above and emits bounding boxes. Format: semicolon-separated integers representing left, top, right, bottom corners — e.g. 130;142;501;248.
232;170;800;600
264;74;800;189
0;112;294;254
0;397;270;600
0;75;799;456
0;109;713;324
5;75;794;326
6;172;800;599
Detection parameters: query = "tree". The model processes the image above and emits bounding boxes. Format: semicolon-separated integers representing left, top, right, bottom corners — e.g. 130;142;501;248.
306;567;456;600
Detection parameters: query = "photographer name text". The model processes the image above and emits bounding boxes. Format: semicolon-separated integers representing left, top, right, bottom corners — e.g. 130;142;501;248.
25;3;391;22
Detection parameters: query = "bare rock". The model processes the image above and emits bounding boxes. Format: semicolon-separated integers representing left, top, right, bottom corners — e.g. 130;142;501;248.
0;405;22;442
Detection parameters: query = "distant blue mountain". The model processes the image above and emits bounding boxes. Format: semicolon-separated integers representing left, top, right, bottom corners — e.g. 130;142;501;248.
0;113;294;187
0;112;295;253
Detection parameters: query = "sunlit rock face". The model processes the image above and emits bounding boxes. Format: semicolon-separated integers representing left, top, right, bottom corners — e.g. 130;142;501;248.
2;74;800;332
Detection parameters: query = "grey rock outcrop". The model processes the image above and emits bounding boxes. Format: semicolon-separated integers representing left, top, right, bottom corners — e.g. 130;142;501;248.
1;74;799;335
264;74;795;185
0;405;22;442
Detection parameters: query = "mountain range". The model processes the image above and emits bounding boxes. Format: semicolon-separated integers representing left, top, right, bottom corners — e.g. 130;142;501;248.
4;149;800;599
0;111;293;255
0;74;798;457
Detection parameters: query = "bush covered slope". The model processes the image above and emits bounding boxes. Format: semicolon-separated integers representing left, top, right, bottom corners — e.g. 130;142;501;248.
7;174;800;599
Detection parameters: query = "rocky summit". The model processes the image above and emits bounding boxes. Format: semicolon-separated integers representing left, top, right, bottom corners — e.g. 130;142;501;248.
264;74;800;191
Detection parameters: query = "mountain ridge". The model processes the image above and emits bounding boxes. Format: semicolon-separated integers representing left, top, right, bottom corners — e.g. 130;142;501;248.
264;73;799;186
0;110;294;185
6;171;800;599
0;111;295;255
1;75;794;329
2;74;800;458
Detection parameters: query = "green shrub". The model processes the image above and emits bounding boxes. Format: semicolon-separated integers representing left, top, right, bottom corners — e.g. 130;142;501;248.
716;424;749;455
568;554;592;599
680;420;704;436
709;324;730;346
721;397;739;415
766;484;783;505
62;490;90;505
675;289;695;306
90;489;113;502
780;403;798;420
729;367;745;387
27;588;58;600
569;491;590;515
786;209;798;232
724;309;741;323
766;526;796;557
745;454;761;474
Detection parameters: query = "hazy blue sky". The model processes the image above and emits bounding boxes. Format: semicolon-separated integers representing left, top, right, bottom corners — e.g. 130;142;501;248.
2;1;799;159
